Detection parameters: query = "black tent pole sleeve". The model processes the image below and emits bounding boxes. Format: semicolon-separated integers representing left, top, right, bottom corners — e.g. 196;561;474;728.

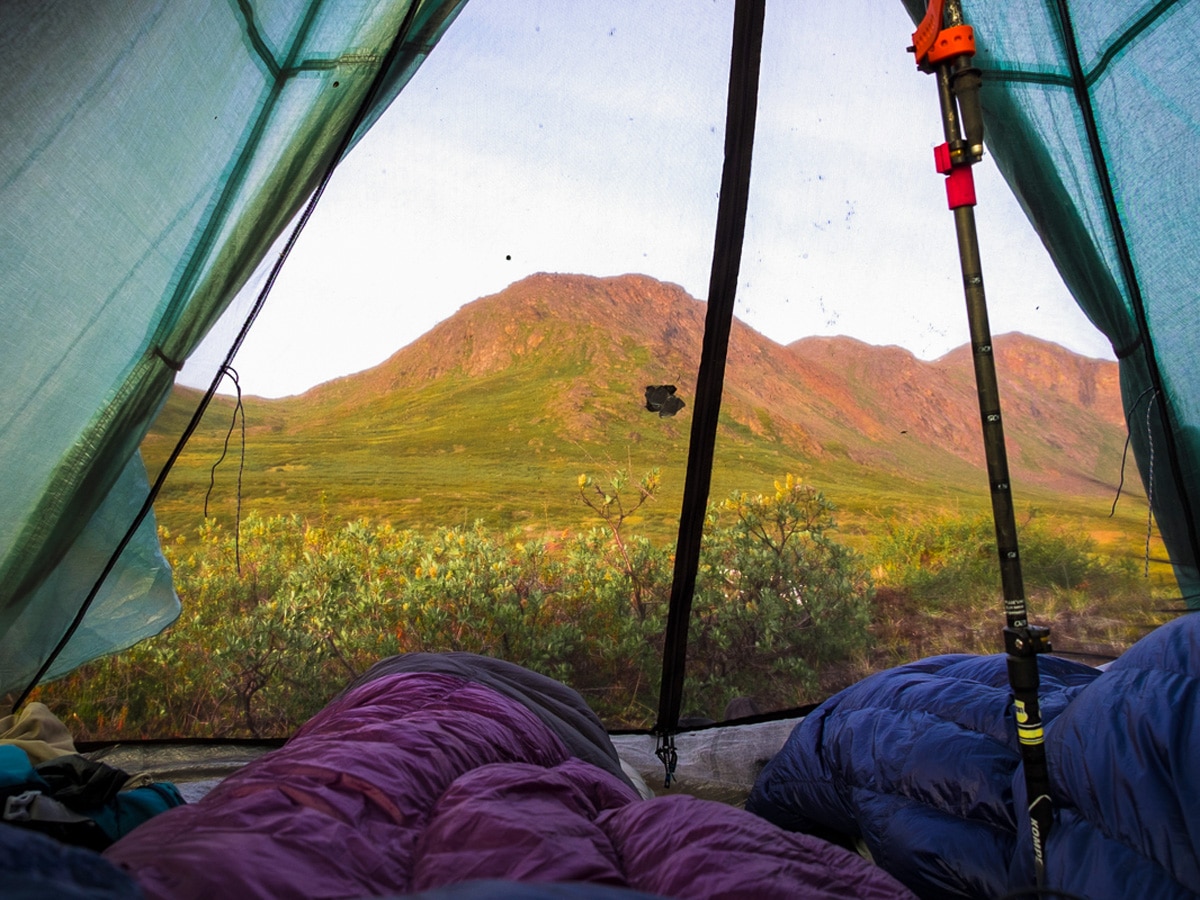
652;0;765;775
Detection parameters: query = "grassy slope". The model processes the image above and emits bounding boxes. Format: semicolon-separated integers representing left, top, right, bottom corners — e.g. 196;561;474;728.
143;274;1165;581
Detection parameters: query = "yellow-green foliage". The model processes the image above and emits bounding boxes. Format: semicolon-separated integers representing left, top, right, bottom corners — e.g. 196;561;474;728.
38;480;1163;740
38;474;875;738
868;512;1161;661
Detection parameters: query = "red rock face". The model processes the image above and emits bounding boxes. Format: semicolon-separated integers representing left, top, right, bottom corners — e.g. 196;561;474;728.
248;271;1124;498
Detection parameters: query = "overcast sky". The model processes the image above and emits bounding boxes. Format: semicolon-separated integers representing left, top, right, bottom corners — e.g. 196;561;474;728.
187;0;1114;399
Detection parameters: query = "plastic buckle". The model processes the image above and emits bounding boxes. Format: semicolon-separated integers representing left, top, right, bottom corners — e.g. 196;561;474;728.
4;790;38;822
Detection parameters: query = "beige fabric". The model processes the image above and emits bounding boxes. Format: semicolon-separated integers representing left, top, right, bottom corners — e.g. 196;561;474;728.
0;702;77;763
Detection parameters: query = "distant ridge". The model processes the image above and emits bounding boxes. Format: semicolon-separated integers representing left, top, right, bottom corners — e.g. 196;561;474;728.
306;273;707;399
291;272;1123;493
150;273;1130;536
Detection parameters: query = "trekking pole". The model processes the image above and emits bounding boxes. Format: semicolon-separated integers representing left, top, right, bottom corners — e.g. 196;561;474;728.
909;0;1054;886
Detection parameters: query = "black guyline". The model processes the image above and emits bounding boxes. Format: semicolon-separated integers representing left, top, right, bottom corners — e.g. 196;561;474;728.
1110;385;1157;517
204;366;247;574
12;0;427;711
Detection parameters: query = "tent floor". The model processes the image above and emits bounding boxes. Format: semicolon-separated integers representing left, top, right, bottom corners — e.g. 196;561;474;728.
81;716;802;806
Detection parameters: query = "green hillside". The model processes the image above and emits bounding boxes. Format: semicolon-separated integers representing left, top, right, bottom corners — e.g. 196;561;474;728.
144;273;1160;571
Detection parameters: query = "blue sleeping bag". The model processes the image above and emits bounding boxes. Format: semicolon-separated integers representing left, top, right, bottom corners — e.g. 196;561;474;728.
746;613;1200;899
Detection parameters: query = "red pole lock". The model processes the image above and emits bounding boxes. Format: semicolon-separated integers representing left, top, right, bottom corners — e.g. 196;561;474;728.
934;142;976;209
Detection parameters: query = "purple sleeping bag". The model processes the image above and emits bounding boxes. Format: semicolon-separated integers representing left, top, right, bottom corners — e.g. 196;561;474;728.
105;653;914;899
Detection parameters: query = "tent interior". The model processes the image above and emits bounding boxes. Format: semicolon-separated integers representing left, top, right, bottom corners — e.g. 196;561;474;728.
2;0;1198;897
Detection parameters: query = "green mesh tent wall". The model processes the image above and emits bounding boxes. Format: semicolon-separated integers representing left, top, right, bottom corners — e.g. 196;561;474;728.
0;0;467;695
899;0;1200;605
1;0;1198;698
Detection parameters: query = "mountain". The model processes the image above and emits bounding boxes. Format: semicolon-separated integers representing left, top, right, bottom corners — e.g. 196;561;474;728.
302;272;1123;491
783;332;1125;494
147;273;1133;542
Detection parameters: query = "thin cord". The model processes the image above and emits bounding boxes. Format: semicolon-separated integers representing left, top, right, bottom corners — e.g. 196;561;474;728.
1109;430;1133;517
1110;385;1155;516
204;366;246;574
12;1;427;712
235;384;245;573
1109;385;1159;579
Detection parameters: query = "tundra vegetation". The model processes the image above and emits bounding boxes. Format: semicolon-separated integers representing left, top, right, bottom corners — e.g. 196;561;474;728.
35;471;1157;739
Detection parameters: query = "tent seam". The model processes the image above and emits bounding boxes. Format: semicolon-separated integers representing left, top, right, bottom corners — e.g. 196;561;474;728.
1050;0;1200;586
980;0;1179;89
232;0;282;79
10;0;431;708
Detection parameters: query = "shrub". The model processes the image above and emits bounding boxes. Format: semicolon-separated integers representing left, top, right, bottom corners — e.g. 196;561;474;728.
687;474;873;715
870;511;1152;662
35;474;877;736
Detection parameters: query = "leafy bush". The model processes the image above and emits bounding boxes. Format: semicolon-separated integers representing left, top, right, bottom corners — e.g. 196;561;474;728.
37;472;875;737
870;512;1152;660
38;486;1160;741
874;513;1140;605
689;474;873;714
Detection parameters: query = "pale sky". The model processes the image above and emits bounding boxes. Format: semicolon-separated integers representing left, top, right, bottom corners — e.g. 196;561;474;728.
187;0;1115;399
